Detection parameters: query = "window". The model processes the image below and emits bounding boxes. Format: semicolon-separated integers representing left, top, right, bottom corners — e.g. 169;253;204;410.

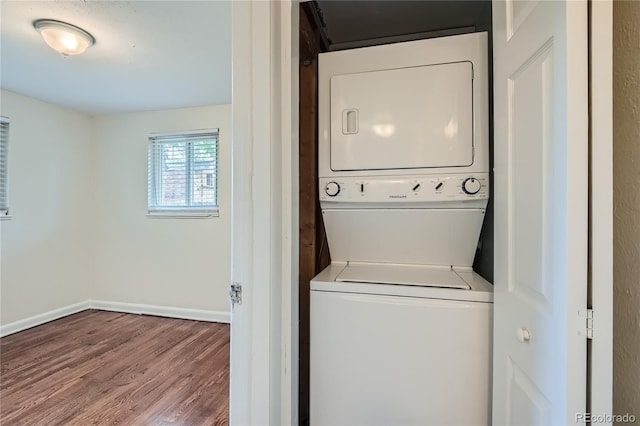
147;129;218;217
0;116;9;218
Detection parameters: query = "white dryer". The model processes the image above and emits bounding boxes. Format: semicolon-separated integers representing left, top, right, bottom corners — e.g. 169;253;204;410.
310;32;492;425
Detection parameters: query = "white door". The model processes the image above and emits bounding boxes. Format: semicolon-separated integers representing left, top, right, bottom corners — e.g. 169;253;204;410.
492;1;589;425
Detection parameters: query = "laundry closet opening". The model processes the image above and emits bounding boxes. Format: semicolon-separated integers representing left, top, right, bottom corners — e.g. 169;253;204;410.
298;1;494;423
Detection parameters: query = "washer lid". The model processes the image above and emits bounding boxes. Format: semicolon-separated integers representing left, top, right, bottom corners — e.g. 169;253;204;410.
310;262;493;303
336;262;470;289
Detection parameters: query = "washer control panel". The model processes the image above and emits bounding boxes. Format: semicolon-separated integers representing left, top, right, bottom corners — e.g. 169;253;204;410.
320;174;489;202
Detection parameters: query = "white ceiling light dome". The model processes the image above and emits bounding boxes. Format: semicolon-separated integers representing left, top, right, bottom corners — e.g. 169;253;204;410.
33;19;95;56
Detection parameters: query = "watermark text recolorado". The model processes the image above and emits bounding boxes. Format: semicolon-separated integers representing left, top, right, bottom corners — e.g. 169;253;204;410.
576;413;636;423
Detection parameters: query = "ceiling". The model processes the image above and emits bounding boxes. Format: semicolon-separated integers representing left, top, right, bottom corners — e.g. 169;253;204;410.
0;1;231;115
314;0;491;50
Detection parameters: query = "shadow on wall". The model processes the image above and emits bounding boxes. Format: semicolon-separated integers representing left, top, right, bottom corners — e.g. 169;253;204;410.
612;0;640;419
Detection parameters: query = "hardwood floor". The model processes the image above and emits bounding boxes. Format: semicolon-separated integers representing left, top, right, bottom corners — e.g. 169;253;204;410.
0;310;229;425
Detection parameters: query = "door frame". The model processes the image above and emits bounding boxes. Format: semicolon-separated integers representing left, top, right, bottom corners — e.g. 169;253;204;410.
230;1;299;424
588;0;613;419
229;0;612;424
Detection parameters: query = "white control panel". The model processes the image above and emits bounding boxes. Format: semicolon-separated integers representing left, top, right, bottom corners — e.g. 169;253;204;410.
319;174;489;203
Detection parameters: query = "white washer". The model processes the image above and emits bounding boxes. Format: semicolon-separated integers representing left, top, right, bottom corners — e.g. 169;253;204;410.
310;263;492;425
310;32;492;425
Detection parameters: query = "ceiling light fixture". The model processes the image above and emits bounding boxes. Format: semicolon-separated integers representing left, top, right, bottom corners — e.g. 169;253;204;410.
33;19;95;57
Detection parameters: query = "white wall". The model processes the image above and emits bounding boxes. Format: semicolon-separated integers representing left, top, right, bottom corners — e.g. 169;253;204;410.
92;105;231;314
613;1;640;418
0;89;232;327
0;90;94;324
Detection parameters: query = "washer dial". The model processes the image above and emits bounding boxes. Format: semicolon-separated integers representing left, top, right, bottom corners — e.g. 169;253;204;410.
462;177;482;195
325;181;341;197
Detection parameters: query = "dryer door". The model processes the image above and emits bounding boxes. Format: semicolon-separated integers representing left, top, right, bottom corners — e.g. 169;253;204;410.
330;61;474;171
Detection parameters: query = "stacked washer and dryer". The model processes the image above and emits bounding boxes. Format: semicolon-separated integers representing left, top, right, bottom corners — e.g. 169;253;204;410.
309;33;493;425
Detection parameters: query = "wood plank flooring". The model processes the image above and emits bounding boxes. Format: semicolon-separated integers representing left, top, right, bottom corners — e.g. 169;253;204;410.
0;310;229;425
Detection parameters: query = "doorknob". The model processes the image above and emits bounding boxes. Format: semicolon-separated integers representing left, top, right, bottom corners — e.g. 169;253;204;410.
516;327;531;343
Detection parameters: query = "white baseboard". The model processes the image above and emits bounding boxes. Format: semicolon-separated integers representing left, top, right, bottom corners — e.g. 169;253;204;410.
1;300;230;338
0;300;91;337
88;300;231;324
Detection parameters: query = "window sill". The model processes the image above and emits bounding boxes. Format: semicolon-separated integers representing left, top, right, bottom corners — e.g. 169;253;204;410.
147;209;219;219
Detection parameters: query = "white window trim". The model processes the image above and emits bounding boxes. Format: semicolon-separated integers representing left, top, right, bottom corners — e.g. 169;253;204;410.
146;208;219;219
147;128;219;219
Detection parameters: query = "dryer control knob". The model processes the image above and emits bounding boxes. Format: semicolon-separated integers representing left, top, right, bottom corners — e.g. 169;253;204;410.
325;181;341;197
462;177;481;195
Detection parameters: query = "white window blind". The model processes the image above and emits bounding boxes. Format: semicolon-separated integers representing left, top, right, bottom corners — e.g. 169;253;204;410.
148;129;219;217
0;116;9;217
